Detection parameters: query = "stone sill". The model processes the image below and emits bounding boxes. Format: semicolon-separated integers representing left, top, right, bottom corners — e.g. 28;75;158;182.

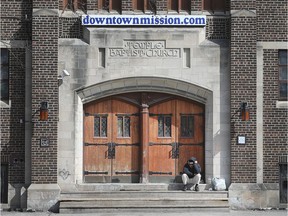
276;101;288;109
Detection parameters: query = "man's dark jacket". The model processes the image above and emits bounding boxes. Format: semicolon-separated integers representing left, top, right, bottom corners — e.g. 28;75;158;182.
183;163;201;178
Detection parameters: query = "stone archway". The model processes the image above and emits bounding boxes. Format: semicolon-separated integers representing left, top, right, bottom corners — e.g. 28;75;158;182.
75;77;213;184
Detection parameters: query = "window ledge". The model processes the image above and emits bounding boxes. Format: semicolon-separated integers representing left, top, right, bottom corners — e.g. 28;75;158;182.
276;101;288;109
0;100;11;108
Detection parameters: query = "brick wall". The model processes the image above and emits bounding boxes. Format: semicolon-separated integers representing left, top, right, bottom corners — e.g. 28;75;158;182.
206;18;230;39
263;50;288;183
31;3;59;183
231;0;255;10
0;49;26;184
122;0;132;11
257;1;288;42
230;16;257;183
59;17;83;38
0;1;31;184
0;1;32;40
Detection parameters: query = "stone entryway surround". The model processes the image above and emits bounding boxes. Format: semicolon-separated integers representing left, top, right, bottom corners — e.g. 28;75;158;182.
75;77;212;185
57;28;231;192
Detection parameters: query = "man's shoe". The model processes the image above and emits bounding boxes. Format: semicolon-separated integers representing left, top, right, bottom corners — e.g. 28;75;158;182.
182;185;188;191
195;184;199;192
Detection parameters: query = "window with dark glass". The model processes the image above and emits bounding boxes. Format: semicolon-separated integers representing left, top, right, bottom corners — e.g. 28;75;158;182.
158;115;171;137
203;0;226;11
1;48;9;103
181;115;194;137
94;116;107;137
168;0;190;12
98;0;121;12
117;116;130;137
279;50;288;100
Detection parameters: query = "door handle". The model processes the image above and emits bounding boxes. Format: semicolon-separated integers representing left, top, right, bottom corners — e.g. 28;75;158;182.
108;143;116;159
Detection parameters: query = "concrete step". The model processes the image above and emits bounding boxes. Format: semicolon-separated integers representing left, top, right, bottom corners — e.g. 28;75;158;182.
60;190;229;200
60;198;229;213
59;184;229;213
74;183;210;192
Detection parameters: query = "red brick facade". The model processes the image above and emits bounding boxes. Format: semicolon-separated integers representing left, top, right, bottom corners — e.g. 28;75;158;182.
0;0;287;206
230;15;257;183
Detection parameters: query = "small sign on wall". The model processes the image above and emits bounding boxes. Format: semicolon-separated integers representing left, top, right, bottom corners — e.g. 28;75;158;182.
40;137;50;147
237;135;246;145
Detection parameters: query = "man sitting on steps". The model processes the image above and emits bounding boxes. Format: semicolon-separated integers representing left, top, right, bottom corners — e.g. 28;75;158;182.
182;157;201;191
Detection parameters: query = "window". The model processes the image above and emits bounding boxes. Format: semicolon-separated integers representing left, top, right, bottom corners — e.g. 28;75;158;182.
63;0;85;11
279;50;288;100
1;48;9;103
180;115;194;137
117;116;130;137
94;115;107;137
98;0;121;12
133;0;145;11
168;0;190;12
203;0;226;11
158;115;171;137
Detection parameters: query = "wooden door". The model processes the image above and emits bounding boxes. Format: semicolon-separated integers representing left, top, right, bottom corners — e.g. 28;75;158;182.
83;99;140;183
149;100;177;183
149;99;205;183
176;100;205;179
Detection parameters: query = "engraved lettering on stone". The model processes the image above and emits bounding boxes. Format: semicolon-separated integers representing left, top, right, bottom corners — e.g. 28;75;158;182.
109;40;180;58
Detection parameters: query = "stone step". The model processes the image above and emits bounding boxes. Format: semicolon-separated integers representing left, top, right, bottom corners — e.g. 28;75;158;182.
59;183;229;213
74;183;210;192
60;198;229;213
60;190;228;200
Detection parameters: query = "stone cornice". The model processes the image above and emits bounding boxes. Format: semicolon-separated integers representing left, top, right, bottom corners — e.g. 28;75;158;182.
33;8;58;16
231;9;256;17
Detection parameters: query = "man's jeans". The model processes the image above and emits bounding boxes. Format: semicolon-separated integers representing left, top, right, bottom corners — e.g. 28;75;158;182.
182;173;201;187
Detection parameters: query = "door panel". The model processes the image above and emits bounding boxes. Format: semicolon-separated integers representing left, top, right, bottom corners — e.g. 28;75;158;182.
84;99;140;183
149;100;176;183
111;99;140;183
84;100;112;182
149;99;205;183
176;100;205;177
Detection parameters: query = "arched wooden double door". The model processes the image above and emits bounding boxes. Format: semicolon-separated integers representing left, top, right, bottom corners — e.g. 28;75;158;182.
83;93;204;183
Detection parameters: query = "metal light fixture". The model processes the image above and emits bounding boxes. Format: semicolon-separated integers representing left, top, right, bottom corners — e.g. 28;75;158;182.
240;102;250;121
39;101;48;121
20;101;49;123
231;102;250;121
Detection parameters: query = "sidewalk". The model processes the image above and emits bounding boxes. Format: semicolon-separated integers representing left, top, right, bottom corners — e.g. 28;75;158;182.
1;208;287;216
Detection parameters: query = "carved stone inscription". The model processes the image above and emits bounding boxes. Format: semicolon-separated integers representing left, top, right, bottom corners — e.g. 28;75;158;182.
109;40;180;58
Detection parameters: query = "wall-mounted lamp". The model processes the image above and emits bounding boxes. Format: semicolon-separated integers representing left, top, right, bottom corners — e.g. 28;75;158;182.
39;101;48;121
58;69;70;86
20;101;48;123
232;102;250;121
240;102;250;121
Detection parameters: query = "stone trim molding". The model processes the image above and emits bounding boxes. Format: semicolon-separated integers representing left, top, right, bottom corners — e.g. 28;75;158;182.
231;10;256;17
76;77;212;105
257;42;288;50
33;9;58;16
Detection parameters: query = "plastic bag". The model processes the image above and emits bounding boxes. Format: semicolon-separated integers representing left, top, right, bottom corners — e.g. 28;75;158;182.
211;177;226;191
